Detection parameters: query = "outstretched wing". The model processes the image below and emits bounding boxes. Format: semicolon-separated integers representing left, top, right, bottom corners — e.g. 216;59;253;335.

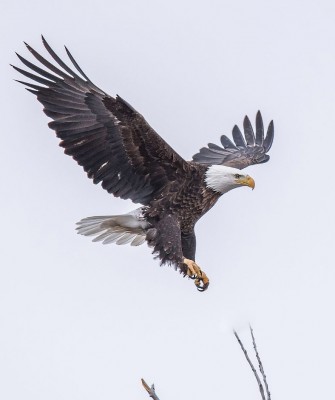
12;37;189;205
192;111;274;169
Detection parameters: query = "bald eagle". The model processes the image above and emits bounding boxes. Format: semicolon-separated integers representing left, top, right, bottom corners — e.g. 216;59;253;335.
13;37;274;291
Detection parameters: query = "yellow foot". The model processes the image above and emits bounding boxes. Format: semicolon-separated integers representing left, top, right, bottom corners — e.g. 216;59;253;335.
183;258;210;292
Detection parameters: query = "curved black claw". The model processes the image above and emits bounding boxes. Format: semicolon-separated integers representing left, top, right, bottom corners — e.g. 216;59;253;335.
195;277;210;292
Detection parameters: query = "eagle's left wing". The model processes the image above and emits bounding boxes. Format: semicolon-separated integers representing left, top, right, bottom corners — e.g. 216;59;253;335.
192;111;274;169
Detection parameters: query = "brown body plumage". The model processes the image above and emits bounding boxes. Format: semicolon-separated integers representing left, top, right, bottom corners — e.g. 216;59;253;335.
146;163;220;232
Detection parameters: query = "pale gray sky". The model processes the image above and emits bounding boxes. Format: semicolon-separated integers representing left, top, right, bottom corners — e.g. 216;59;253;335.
2;0;335;399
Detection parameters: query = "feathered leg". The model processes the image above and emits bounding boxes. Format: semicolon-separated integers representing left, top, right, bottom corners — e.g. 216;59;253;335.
146;215;209;291
181;230;209;291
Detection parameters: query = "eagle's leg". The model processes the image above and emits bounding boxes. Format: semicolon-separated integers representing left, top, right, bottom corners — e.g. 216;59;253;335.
183;258;209;292
146;215;209;291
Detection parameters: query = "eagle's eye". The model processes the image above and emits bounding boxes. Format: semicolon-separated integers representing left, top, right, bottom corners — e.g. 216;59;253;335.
234;174;242;179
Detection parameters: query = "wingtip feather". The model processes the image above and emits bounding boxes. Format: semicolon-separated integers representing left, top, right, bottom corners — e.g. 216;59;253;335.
41;35;48;46
24;42;34;53
255;110;264;145
263;120;274;152
232;124;246;148
25;88;38;95
243;115;256;145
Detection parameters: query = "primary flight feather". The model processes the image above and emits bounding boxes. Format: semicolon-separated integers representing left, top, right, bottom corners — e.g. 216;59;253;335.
13;37;274;291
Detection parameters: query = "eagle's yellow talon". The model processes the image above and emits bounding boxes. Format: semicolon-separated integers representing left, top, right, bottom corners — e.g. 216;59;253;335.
183;258;209;292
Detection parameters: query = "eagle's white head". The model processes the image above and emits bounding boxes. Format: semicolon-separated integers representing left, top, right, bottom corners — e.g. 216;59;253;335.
205;165;255;194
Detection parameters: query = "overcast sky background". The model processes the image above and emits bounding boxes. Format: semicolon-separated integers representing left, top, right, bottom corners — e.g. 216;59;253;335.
1;0;335;399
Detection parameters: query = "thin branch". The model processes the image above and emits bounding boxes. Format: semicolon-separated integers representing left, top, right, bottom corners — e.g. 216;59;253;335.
234;330;266;400
250;326;271;400
141;378;161;400
141;329;271;400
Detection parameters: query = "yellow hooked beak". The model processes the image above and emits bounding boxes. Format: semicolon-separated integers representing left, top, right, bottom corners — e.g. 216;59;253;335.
237;175;255;190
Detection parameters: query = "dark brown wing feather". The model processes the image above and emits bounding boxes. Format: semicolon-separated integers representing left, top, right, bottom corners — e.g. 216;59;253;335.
13;37;188;205
192;111;274;169
146;214;184;268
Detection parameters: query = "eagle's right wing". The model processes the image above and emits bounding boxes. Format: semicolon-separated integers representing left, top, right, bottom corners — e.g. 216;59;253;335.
192;111;274;170
13;37;189;205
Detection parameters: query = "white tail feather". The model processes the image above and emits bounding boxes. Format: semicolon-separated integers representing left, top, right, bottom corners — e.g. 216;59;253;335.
76;208;149;247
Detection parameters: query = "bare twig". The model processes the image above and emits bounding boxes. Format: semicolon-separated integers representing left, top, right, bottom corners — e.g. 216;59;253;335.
250;326;271;400
141;329;270;400
141;378;161;400
234;330;266;400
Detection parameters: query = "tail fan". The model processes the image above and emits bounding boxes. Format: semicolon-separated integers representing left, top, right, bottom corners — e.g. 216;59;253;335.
76;211;148;246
